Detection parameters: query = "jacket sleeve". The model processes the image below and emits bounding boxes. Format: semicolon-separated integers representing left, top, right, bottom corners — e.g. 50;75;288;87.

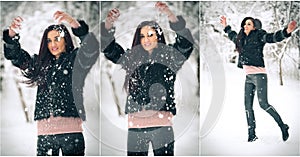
3;29;35;71
72;20;100;71
100;22;125;64
170;16;194;59
259;28;291;43
224;25;238;44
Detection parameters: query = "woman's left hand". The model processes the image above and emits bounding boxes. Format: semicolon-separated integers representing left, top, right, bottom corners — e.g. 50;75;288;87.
287;20;297;34
53;11;80;28
155;1;178;23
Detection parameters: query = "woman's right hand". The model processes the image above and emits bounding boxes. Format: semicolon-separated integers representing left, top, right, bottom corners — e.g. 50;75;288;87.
53;11;80;28
9;16;23;38
105;8;120;30
220;15;227;28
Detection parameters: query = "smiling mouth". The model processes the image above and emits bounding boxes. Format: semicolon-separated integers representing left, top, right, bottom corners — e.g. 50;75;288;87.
143;43;153;47
51;47;59;51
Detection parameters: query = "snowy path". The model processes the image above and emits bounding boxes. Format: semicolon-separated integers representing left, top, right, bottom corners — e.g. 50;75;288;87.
201;63;300;155
0;69;36;155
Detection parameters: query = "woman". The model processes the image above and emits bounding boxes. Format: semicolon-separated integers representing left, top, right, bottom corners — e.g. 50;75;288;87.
220;16;297;142
3;11;99;155
101;2;194;156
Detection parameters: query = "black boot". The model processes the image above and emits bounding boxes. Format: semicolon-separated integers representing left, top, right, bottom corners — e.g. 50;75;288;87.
248;126;258;142
265;106;288;141
246;110;257;142
248;133;258;142
280;124;289;141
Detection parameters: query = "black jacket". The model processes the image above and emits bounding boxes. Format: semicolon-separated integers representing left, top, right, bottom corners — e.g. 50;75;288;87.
3;20;99;121
101;16;194;115
224;25;291;68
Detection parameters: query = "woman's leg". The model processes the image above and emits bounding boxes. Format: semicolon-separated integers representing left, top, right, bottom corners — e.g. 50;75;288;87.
37;135;60;156
244;75;257;142
59;133;85;156
127;128;149;156
255;74;289;141
151;126;174;156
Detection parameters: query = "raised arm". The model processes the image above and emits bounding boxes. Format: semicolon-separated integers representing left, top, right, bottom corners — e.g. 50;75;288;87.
3;16;34;70
156;2;194;59
155;1;178;23
54;11;81;29
260;20;297;43
220;15;238;43
54;11;99;70
101;8;125;64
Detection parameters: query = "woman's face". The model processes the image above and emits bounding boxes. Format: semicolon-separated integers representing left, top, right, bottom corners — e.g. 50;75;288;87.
140;26;158;53
244;19;255;35
47;30;66;59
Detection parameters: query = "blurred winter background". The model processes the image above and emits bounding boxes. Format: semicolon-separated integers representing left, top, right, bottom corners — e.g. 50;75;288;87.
200;1;300;155
4;1;298;156
0;1;100;155
0;1;200;156
100;1;200;156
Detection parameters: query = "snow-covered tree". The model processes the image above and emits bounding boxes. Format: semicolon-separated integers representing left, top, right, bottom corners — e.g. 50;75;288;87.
200;1;300;84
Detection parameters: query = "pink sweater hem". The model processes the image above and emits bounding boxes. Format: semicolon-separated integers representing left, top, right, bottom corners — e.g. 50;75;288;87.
243;65;267;75
37;115;83;135
128;110;173;128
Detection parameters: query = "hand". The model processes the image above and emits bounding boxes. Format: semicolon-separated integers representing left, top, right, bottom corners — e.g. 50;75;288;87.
155;1;178;23
9;16;23;38
220;15;227;28
287;20;297;34
53;11;80;28
155;2;172;16
105;8;120;30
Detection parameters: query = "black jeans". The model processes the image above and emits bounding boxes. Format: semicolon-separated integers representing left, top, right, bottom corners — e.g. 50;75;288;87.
127;126;174;156
244;74;284;134
37;132;85;156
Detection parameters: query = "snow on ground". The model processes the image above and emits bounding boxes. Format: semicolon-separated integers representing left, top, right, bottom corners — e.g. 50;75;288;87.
200;62;300;155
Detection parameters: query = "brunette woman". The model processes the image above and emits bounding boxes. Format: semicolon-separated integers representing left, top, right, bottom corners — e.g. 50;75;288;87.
220;16;297;142
101;2;194;156
3;11;99;155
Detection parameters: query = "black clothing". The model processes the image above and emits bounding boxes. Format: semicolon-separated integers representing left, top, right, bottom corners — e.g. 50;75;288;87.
37;133;85;156
280;124;289;141
127;127;174;156
224;25;291;68
224;24;291;141
101;16;194;115
244;74;281;111
3;20;99;121
244;74;287;141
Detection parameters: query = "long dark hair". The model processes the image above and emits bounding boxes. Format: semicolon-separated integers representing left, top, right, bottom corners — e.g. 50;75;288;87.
132;21;166;48
123;21;166;92
236;17;256;53
24;24;74;85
